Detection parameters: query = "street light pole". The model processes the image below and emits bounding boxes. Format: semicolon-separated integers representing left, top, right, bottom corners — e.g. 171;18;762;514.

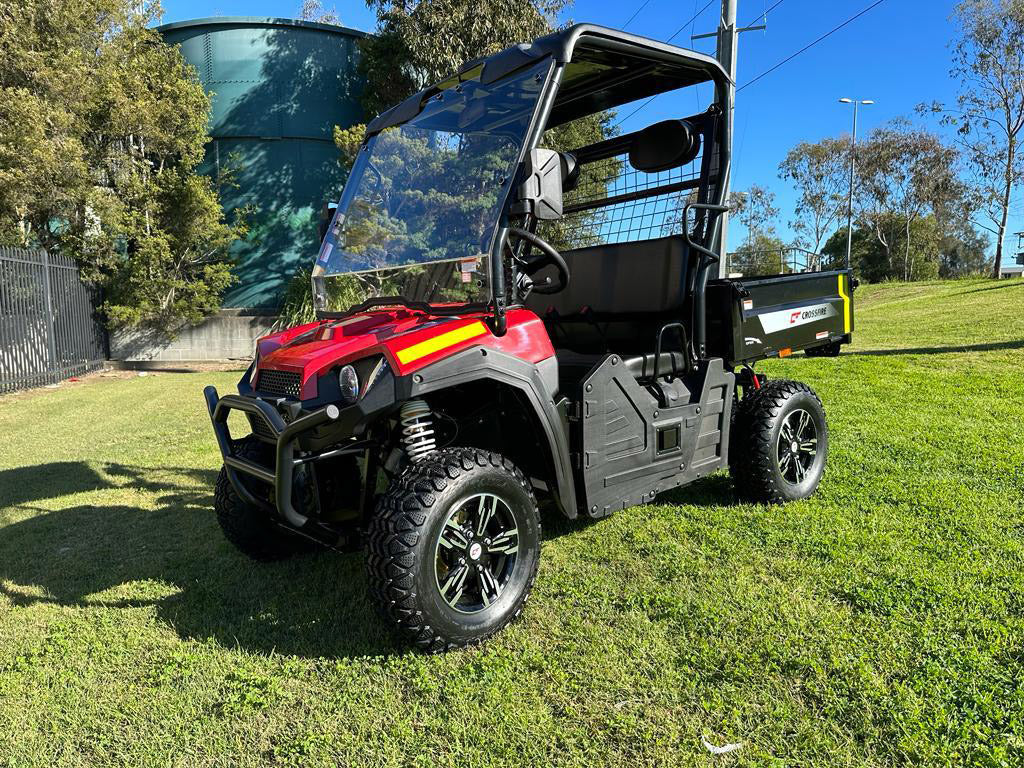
839;98;873;270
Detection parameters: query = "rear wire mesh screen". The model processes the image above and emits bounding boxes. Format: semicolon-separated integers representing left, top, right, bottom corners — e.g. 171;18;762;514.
540;142;705;249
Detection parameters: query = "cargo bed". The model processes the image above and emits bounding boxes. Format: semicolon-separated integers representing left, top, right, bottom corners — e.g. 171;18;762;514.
705;270;855;366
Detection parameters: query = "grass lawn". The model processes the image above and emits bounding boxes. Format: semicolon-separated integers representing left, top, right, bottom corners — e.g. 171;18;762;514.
1;278;1022;767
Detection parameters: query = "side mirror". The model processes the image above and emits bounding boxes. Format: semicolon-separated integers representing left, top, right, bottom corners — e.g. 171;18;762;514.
516;148;563;221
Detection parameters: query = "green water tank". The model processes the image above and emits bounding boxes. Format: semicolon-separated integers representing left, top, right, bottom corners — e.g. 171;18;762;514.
157;17;367;308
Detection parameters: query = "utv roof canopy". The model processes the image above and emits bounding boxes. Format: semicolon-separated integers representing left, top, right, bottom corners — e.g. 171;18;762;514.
365;23;730;137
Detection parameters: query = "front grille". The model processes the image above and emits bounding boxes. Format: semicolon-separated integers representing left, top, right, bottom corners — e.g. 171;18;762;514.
247;412;277;441
256;368;301;398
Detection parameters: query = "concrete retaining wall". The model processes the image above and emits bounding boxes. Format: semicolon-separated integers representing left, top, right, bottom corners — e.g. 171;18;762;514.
111;310;277;362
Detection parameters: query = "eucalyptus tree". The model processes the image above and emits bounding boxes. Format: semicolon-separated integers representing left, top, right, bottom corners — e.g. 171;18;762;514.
921;0;1024;277
778;138;848;270
856;121;966;281
359;0;570;117
730;185;780;246
298;0;342;24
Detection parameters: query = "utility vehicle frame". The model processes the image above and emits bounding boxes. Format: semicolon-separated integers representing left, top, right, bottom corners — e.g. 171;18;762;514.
204;24;855;651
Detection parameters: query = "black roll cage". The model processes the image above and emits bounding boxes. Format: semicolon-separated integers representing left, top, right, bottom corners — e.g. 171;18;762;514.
491;28;730;361
347;24;732;359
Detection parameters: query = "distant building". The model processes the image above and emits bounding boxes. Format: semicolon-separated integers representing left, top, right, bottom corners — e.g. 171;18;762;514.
1007;232;1024;279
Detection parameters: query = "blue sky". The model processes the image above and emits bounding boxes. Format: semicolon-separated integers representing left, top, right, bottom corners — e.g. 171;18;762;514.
158;0;1021;257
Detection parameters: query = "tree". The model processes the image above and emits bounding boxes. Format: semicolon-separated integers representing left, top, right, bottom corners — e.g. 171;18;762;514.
730;184;779;245
821;226;881;278
358;0;570;117
298;0;342;25
921;0;1024;278
730;232;789;276
726;186;784;276
939;225;991;276
0;0;243;331
821;215;949;282
856;120;968;281
779;137;848;270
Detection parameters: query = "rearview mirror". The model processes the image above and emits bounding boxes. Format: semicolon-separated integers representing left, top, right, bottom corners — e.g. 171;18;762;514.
516;148;563;221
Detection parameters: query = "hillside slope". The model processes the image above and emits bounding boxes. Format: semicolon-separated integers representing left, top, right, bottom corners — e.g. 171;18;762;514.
0;278;1022;767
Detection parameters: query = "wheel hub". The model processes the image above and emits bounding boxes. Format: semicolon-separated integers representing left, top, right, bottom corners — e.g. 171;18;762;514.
435;493;520;614
776;408;818;485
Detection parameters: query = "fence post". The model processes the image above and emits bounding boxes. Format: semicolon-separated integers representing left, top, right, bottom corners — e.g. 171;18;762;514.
40;249;58;378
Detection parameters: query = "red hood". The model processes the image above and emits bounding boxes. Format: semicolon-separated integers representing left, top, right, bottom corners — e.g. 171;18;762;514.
254;308;553;400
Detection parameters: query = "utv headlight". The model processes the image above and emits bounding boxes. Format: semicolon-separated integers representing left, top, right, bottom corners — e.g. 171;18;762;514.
339;364;360;403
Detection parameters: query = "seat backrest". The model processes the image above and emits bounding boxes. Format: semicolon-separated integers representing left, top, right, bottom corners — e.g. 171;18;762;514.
525;234;689;319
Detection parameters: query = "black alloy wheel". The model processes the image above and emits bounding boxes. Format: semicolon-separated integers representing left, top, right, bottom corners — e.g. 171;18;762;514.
434;492;521;613
366;448;541;652
776;408;819;486
730;379;829;503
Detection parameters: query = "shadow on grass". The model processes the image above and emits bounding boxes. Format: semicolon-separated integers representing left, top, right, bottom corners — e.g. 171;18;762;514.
951;280;1024;297
850;339;1024;357
0;462;401;659
657;474;736;507
0;463;740;658
540;474;738;540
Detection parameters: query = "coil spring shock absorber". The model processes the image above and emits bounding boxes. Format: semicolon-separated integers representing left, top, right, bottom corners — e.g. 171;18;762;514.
399;399;436;462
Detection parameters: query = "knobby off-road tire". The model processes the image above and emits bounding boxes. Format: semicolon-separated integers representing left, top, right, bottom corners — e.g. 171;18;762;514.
366;447;541;653
215;436;314;562
730;379;829;504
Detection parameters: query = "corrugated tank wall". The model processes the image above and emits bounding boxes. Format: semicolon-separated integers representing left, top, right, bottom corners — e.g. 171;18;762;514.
157;17;367;308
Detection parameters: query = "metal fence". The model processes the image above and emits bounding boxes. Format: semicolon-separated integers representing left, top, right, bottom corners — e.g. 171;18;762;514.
725;247;828;276
0;247;107;394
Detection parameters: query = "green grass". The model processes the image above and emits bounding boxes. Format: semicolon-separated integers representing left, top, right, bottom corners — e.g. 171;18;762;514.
1;277;1023;767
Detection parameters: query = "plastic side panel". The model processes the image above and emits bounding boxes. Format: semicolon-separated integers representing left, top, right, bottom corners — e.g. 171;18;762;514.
578;357;734;517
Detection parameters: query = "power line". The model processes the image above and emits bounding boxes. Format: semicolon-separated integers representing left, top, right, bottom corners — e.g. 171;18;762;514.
738;0;888;92
614;0;716;127
668;0;715;43
614;97;655;129
745;0;785;28
622;0;655;30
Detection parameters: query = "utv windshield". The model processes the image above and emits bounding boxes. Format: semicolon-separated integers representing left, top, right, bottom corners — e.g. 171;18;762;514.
313;59;550;313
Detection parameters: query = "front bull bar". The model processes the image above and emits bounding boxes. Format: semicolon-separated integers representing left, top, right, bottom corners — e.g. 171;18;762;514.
204;385;342;530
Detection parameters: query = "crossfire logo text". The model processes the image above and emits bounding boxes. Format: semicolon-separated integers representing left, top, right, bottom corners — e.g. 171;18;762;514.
790;306;828;324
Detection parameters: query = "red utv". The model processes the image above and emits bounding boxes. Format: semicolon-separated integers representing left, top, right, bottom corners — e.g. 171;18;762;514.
204;24;855;652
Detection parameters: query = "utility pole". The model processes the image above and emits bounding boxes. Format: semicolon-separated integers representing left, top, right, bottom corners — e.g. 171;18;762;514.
694;1;764;278
716;1;737;279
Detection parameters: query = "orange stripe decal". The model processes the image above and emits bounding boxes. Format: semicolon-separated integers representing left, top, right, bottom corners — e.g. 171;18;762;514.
395;321;489;365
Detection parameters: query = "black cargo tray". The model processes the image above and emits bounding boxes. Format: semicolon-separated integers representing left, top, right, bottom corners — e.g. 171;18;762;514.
706;270;854;366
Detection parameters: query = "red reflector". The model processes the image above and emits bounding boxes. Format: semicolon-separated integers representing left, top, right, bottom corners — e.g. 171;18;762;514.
779;348;792;358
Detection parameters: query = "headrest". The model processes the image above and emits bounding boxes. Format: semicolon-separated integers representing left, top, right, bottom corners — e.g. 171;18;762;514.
628;120;701;173
560;151;580;192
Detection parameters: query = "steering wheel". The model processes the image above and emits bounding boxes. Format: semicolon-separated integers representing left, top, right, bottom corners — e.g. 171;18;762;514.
505;227;570;295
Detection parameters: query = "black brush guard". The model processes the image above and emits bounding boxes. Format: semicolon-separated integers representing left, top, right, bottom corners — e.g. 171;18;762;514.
204;386;360;534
